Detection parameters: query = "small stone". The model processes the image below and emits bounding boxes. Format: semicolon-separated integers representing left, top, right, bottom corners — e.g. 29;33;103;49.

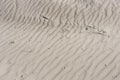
10;41;15;44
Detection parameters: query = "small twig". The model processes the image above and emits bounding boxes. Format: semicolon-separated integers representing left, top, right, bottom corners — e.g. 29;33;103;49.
42;16;48;20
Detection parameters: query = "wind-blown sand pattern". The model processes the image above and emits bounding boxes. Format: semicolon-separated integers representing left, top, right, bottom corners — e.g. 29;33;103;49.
0;0;120;80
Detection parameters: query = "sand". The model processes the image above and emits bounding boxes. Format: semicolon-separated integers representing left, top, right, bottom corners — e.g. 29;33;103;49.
0;0;120;80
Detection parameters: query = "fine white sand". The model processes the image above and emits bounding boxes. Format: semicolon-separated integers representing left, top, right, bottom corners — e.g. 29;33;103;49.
0;0;120;80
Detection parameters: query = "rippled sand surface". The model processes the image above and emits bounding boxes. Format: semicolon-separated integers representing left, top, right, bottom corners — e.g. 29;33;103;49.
0;0;120;80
